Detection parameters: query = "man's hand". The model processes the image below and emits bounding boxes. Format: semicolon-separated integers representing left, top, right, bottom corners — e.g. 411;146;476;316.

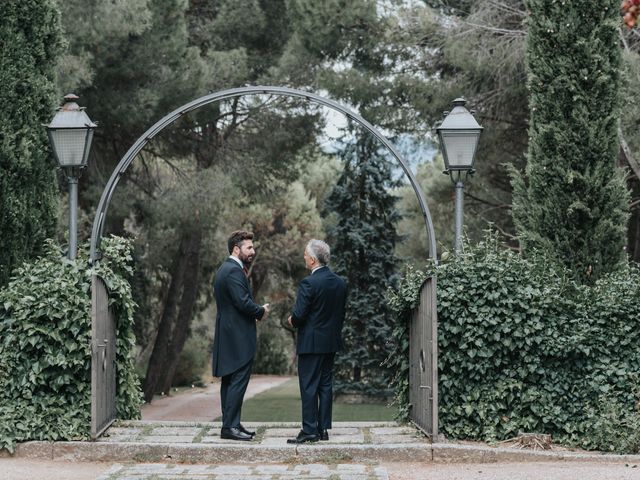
259;303;270;322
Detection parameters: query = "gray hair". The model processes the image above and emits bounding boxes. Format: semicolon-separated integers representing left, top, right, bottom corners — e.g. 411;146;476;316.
306;239;330;266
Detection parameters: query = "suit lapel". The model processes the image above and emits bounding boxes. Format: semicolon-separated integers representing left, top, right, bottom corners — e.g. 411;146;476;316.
227;258;254;299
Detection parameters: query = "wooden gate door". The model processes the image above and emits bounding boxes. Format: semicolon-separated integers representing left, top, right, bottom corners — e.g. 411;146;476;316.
409;276;438;438
91;274;117;439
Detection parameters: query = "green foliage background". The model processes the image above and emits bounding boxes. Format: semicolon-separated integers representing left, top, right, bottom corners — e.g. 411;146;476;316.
0;237;142;452
0;0;62;287
327;134;401;397
512;0;629;282
388;233;640;452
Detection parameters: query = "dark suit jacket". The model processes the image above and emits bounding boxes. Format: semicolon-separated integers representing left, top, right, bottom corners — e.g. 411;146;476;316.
291;266;347;354
212;258;265;377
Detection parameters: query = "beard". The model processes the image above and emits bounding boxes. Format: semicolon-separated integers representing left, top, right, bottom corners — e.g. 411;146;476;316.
238;251;254;265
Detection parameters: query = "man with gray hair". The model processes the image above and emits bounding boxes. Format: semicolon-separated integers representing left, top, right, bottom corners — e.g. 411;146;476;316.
287;239;347;444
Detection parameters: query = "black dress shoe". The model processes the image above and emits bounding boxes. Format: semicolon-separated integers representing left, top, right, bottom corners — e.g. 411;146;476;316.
221;427;252;441
287;430;319;444
320;429;329;441
239;423;255;436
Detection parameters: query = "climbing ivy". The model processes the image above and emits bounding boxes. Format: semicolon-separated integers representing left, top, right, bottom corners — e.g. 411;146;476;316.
0;237;142;453
386;264;427;422
387;232;640;452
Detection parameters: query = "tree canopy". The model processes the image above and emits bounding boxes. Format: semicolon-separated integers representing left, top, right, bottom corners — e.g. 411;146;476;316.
512;0;629;283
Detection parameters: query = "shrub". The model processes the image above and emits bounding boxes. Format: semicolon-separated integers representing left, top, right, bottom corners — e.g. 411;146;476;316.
387;232;640;452
513;0;628;284
0;0;62;287
0;237;142;452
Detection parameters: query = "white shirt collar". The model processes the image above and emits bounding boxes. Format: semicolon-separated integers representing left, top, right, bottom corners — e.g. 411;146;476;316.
311;265;326;274
229;255;243;268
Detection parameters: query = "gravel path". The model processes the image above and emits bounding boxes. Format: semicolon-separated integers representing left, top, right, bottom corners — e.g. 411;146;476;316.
1;458;111;480
4;459;640;480
382;461;640;480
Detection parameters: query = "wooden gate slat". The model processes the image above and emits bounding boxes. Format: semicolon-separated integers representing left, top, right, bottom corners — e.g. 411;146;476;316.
409;276;438;438
91;274;117;439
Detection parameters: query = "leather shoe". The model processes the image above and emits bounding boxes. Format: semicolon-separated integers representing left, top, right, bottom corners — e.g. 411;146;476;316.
287;430;319;444
239;423;255;436
320;429;329;441
221;427;252;441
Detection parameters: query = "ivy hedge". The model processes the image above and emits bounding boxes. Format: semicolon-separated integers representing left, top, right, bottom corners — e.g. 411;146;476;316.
387;233;640;453
0;237;142;452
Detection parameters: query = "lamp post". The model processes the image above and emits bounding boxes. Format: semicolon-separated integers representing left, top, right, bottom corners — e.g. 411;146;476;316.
45;94;97;260
436;98;483;254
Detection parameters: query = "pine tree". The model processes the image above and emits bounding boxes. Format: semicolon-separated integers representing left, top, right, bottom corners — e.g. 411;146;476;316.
326;132;401;397
511;0;629;282
0;0;62;287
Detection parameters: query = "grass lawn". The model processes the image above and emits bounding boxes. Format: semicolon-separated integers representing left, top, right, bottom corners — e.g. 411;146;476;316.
238;378;396;422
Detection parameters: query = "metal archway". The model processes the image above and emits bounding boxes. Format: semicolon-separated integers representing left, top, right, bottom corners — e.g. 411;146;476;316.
89;86;437;263
89;85;440;439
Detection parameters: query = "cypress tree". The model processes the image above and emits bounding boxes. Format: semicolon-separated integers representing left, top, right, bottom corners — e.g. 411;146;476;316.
0;0;62;286
511;0;629;283
326;133;401;397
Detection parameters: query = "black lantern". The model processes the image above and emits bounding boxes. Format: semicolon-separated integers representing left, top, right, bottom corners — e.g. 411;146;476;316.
45;94;97;260
436;98;483;253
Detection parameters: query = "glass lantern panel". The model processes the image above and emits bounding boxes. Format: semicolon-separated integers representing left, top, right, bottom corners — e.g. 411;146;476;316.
49;129;89;167
442;131;480;169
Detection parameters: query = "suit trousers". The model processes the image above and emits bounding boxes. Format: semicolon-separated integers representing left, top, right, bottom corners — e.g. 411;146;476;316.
297;353;335;435
220;359;253;428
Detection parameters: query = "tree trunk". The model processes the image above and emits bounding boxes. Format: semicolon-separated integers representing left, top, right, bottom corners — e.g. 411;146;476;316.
142;236;188;403
159;228;203;393
632;203;640;262
618;136;640;262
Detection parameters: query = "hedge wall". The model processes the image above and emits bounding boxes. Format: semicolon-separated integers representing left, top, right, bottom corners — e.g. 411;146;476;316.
388;233;640;452
0;0;62;287
0;237;142;452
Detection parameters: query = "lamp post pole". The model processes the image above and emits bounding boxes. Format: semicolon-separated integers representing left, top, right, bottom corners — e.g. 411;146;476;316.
68;175;79;260
45;94;97;260
454;175;465;253
436;98;483;254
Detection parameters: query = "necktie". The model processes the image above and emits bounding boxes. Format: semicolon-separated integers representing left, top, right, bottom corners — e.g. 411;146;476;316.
243;266;249;277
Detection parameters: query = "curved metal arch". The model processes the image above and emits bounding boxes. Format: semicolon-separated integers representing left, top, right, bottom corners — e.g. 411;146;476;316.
89;86;437;263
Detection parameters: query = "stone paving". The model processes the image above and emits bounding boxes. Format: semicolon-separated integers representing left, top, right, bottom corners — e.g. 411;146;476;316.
72;421;430;465
97;462;389;479
98;421;422;447
84;422;413;478
8;419;640;475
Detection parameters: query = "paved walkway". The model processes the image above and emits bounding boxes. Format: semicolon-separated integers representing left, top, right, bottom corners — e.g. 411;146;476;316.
85;421;426;464
5;421;640;480
101;421;418;447
98;462;388;479
141;375;292;422
4;457;640;480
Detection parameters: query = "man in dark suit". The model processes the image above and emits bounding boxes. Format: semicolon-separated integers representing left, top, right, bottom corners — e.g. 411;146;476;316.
212;230;269;441
287;239;347;444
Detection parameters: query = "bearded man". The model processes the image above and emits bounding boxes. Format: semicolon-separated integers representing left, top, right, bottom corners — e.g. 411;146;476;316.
212;230;269;441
